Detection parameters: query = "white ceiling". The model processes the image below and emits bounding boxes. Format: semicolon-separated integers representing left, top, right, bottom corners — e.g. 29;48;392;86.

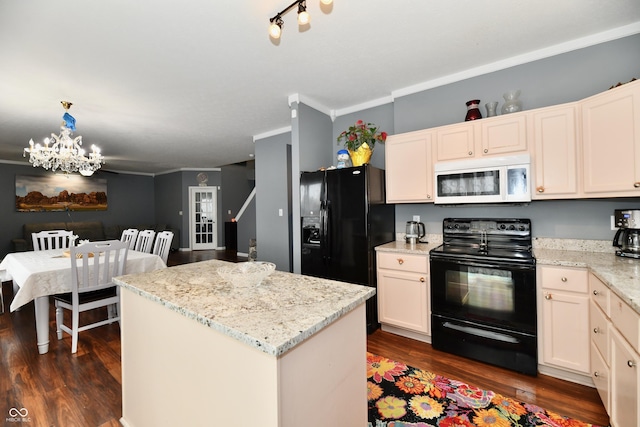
1;0;639;175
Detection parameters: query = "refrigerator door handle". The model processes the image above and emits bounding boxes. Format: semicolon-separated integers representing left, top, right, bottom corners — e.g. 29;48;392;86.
324;200;331;261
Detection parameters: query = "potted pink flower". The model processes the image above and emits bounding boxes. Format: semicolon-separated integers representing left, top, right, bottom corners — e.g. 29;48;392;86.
336;120;387;166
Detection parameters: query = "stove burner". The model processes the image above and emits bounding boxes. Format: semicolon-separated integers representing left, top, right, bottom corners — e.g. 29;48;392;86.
433;218;534;265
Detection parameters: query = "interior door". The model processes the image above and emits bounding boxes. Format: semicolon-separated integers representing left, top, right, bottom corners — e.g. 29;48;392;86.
189;186;218;250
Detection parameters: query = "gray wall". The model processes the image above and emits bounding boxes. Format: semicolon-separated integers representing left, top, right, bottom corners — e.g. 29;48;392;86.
154;170;183;249
255;132;293;271
0;163;155;257
221;162;256;254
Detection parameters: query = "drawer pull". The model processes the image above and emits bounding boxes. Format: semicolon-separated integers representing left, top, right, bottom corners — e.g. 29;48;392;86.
536;186;545;193
561;277;567;282
419;277;425;283
628;360;637;368
397;258;404;265
593;290;599;296
594;371;600;378
634;182;640;188
544;293;552;300
593;327;600;334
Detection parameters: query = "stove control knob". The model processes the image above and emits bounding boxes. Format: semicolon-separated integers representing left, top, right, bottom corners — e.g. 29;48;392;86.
499;224;506;230
454;224;460;229
509;225;516;230
519;225;526;231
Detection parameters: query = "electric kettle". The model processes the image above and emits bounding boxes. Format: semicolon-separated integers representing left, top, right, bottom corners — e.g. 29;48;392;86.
405;221;425;244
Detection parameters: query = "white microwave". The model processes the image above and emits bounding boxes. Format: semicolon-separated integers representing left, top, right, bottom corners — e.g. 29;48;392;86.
434;154;531;204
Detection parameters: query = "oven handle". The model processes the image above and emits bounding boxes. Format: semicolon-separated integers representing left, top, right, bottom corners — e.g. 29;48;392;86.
442;321;520;344
430;256;534;271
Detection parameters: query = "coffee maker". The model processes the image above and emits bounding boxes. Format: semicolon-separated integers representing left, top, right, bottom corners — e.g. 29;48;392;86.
613;209;640;258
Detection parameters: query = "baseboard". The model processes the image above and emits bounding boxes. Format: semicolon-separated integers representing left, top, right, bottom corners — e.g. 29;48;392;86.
537;364;594;387
380;324;432;344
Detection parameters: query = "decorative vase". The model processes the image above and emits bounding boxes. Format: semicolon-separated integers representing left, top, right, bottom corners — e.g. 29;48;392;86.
348;142;373;166
465;100;482;121
485;101;498;117
501;90;522;114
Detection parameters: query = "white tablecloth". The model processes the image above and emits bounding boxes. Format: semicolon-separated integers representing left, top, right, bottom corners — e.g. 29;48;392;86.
1;248;167;311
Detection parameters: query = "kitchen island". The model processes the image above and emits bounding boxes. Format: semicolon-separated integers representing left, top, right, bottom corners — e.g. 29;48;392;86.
113;259;375;427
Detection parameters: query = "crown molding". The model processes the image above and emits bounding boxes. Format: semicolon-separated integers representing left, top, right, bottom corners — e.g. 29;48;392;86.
253;126;292;142
392;21;640;98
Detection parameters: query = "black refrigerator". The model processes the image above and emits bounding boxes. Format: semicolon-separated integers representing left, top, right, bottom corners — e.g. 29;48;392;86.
300;165;395;333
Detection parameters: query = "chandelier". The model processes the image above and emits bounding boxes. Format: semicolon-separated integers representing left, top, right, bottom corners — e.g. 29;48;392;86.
24;101;104;176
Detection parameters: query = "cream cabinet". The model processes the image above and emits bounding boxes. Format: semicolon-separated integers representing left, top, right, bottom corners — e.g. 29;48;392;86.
377;252;430;337
530;103;580;199
581;79;640;197
385;130;434;203
434;113;528;162
589;271;640;427
538;265;590;374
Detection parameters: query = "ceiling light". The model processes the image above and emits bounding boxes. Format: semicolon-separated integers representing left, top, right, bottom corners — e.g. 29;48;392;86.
24;101;104;177
269;16;284;39
297;1;310;25
269;0;327;39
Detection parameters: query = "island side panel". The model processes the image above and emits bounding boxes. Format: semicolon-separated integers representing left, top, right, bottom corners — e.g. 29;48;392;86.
278;303;367;427
119;288;280;427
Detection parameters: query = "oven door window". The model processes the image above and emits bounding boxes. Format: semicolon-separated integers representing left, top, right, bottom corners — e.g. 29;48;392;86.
431;259;536;333
446;267;514;313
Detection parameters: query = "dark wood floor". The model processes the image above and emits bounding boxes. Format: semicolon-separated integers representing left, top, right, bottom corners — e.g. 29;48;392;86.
0;249;609;426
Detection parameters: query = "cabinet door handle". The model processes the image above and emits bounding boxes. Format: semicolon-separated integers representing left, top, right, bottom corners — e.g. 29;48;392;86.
427;194;432;199
536;186;545;193
593;290;600;296
628;360;637;368
483;149;488;153
468;151;473;156
634;182;640;188
593;327;600;334
397;258;404;265
544;293;552;300
419;277;425;283
594;371;600;377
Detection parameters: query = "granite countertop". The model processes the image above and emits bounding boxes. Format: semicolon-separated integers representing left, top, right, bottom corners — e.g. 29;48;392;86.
376;238;640;316
113;259;375;357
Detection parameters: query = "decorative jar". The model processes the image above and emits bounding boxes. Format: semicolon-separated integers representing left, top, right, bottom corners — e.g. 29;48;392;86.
501;90;523;114
485;101;498;117
465;100;482;121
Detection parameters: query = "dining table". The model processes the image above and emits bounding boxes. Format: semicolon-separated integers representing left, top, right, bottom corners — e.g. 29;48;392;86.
0;247;167;354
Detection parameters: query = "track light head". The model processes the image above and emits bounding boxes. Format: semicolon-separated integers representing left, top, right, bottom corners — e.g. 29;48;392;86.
269;16;284;39
297;0;310;25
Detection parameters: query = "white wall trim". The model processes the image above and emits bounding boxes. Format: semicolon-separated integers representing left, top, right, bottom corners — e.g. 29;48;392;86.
253;126;292;142
392;22;640;99
332;95;394;118
287;93;332;117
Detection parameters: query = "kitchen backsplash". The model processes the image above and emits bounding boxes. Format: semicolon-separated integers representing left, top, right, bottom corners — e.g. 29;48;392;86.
395;233;612;253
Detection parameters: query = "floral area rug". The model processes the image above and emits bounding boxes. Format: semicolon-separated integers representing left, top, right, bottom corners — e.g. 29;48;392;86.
367;352;601;427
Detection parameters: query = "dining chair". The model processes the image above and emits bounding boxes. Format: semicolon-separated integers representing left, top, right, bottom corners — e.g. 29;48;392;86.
152;231;174;264
120;228;139;250
53;240;129;354
134;230;156;253
0;277;4;314
32;230;75;251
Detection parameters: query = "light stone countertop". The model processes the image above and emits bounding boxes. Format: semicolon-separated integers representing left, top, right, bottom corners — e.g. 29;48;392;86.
376;238;640;316
113;259;375;357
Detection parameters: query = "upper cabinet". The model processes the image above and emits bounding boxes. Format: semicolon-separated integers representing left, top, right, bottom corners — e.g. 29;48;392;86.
385;80;640;203
435;113;528;162
530;103;580;199
581;80;640;197
385;129;435;203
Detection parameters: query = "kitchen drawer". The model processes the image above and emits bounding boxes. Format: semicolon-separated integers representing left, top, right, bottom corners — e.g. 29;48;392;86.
611;292;640;353
590;299;610;364
377;252;428;273
591;340;611;414
589;272;610;317
539;265;588;293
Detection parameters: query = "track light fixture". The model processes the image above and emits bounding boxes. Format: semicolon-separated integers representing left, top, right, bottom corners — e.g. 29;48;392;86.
269;0;332;40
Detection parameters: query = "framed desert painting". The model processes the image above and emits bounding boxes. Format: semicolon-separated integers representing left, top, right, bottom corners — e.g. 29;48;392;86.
15;174;107;212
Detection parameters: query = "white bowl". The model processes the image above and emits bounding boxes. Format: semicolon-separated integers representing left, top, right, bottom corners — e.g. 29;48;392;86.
217;261;276;287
